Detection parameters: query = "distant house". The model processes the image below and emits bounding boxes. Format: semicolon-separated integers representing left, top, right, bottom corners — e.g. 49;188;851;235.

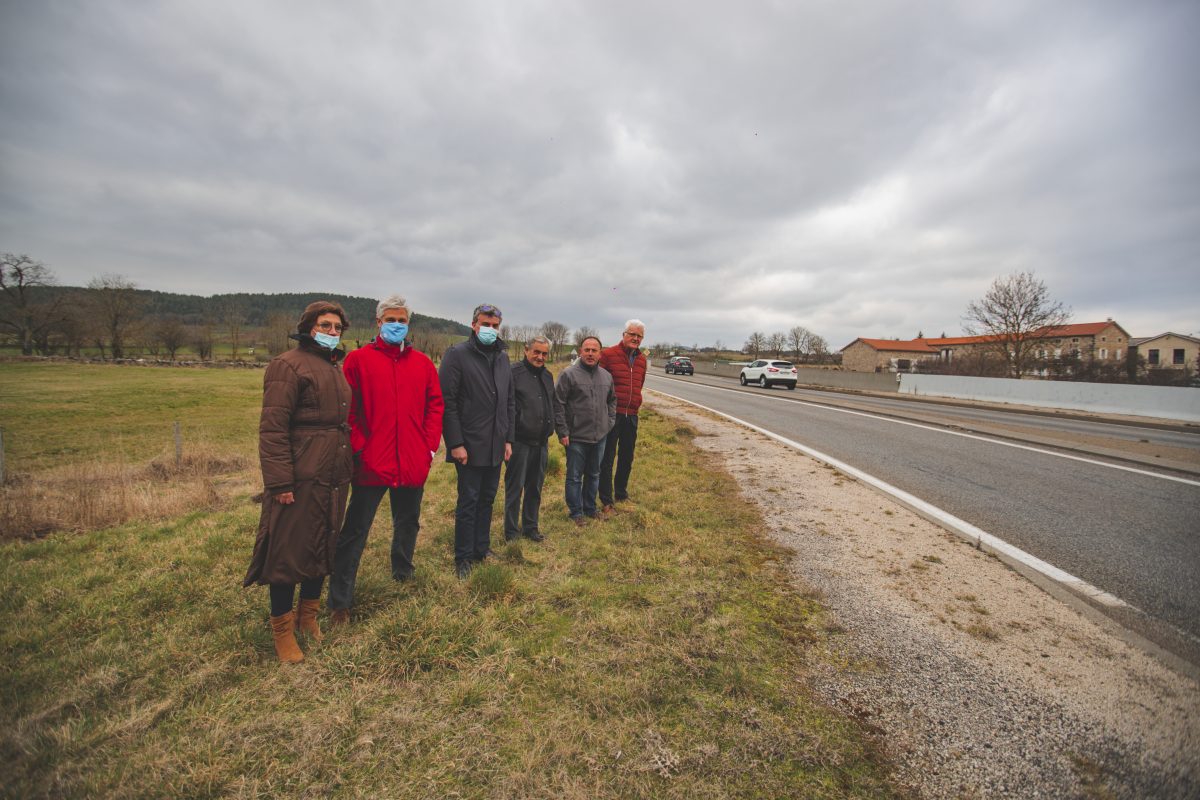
839;320;1132;373
1130;332;1200;370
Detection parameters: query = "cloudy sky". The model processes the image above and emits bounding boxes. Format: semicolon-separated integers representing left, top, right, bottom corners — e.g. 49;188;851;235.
2;0;1197;349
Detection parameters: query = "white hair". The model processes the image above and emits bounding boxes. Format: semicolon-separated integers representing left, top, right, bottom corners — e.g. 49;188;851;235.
376;294;410;319
624;319;646;334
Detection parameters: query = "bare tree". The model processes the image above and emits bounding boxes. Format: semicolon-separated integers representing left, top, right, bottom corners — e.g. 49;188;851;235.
743;331;766;359
767;331;786;358
193;316;216;361
156;315;188;361
787;325;812;362
572;325;599;347
964;271;1070;378
0;253;65;355
540;320;570;361
87;274;143;359
264;312;294;356
809;335;830;364
223;300;247;361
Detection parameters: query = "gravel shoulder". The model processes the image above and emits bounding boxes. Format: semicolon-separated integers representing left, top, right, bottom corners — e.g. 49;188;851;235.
651;394;1200;799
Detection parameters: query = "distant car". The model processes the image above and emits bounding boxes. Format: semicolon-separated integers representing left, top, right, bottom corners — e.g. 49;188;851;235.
665;357;694;375
740;359;797;389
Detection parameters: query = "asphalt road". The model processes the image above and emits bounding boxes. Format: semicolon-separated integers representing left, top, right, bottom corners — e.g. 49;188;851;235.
647;373;1200;662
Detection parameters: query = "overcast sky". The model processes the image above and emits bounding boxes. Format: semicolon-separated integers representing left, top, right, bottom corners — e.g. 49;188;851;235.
2;1;1197;349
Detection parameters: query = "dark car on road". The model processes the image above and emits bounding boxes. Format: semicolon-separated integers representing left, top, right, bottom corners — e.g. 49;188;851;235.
665;357;694;375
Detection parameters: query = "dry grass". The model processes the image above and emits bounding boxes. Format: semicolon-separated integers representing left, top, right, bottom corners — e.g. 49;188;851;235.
0;364;898;798
0;442;252;539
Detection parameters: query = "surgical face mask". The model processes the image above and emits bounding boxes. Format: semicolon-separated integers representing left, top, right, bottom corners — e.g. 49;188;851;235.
476;325;498;346
380;321;408;345
313;331;340;350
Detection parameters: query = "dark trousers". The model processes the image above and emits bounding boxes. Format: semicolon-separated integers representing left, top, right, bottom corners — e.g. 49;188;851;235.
328;483;425;611
454;463;502;564
504;440;548;540
565;439;605;519
599;413;639;505
269;579;323;617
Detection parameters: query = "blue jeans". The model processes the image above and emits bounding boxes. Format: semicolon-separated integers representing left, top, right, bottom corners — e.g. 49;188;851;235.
328;483;425;611
565;439;605;519
454;463;502;564
504;440;548;539
600;413;638;505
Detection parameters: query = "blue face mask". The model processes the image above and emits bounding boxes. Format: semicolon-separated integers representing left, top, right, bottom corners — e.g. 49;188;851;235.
313;331;340;350
379;322;408;345
476;325;498;346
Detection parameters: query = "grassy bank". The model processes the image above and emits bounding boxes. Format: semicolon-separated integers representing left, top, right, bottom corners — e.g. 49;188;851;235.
0;362;895;798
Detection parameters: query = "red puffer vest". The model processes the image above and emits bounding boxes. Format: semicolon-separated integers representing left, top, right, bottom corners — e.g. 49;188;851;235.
598;343;647;415
344;339;445;487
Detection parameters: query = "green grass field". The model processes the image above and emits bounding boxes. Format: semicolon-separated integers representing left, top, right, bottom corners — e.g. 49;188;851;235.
0;361;895;798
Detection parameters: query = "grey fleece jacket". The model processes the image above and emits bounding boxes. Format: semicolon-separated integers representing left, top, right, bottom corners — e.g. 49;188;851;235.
553;360;616;444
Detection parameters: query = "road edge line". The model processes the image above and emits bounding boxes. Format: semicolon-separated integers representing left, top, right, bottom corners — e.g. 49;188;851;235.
650;388;1200;680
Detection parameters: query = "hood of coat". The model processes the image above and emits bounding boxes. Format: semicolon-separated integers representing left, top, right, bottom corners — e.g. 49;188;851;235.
289;332;346;363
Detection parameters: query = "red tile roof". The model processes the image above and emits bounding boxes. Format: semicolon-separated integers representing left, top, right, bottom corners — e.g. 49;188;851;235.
841;321;1125;353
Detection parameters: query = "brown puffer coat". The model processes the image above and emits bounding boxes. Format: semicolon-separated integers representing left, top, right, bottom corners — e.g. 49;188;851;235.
243;336;354;587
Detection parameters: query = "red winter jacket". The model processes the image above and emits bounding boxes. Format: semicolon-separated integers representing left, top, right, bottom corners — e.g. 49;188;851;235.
344;339;444;488
599;342;647;415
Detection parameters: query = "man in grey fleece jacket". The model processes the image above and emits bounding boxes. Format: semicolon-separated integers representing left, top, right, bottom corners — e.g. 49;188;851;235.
553;336;617;525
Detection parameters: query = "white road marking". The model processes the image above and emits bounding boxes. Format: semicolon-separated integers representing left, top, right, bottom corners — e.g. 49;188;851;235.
651;388;1132;608
651;378;1200;487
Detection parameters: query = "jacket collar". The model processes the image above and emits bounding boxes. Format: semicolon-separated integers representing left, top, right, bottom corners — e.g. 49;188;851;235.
290;333;345;363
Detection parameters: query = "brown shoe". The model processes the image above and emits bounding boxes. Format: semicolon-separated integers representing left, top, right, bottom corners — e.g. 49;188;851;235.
601;504;615;515
330;607;350;627
572;516;587;528
270;611;304;663
296;598;323;642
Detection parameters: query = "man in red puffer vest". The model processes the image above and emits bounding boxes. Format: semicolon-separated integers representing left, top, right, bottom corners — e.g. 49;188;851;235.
327;294;444;625
598;319;647;512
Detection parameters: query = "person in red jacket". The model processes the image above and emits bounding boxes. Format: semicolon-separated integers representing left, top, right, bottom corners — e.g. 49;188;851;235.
598;319;647;511
327;294;444;624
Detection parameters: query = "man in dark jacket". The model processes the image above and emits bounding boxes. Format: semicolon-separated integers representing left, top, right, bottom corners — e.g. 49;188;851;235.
504;335;554;543
439;303;515;578
553;335;616;526
327;294;444;625
598;319;647;511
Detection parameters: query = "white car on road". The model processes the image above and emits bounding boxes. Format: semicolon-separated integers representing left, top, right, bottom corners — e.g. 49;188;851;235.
739;359;798;390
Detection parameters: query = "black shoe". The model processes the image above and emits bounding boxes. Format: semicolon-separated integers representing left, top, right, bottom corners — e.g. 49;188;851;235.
524;531;545;542
455;561;472;579
393;571;413;583
484;549;498;559
504;534;520;543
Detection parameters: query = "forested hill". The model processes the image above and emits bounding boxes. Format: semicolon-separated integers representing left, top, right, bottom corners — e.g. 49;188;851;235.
43;287;471;335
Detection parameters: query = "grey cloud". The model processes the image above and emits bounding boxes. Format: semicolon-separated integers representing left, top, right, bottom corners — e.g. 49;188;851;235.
2;0;1197;347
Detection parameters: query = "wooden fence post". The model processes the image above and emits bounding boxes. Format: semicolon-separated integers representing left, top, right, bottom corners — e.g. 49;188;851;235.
174;422;182;469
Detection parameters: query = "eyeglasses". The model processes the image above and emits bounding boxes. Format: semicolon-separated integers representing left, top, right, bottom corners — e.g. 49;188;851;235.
623;331;644;339
315;321;345;333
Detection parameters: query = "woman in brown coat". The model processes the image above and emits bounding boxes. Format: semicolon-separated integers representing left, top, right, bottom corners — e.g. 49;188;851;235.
244;301;354;663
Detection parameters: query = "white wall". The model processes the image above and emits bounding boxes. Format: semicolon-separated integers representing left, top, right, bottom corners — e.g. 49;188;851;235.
898;374;1200;422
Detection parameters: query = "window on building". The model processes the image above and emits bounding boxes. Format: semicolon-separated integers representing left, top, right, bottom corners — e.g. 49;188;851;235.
1072;338;1079;343
1101;336;1107;342
1174;349;1186;365
1148;349;1160;365
1099;348;1108;359
1116;349;1122;361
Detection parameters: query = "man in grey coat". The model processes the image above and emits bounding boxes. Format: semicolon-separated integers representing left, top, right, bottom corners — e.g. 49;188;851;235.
439;303;515;577
553;335;616;527
504;335;554;543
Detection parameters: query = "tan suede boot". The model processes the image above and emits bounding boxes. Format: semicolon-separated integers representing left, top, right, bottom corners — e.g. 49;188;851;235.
270;611;304;663
296;598;323;643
